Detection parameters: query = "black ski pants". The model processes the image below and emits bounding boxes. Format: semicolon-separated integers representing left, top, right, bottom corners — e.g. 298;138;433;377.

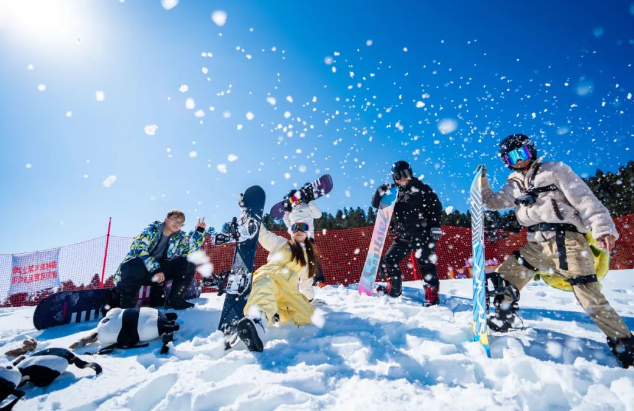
118;257;195;302
381;235;439;291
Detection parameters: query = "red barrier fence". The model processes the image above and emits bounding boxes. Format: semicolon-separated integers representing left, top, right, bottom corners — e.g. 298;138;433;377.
2;214;633;307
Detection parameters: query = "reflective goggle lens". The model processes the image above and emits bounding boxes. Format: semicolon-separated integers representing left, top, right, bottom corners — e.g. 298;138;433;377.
503;146;532;166
287;195;300;206
392;169;412;180
291;222;309;232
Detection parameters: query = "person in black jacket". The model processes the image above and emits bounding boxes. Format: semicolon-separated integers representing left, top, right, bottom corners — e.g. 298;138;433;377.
372;161;443;304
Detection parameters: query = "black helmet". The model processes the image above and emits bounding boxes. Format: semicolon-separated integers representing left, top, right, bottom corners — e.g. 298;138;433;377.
391;161;413;181
499;134;537;166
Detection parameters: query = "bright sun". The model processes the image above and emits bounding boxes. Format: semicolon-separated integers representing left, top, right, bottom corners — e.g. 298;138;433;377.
0;0;82;44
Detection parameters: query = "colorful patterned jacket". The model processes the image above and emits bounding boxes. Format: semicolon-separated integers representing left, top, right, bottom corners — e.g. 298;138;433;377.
114;221;205;283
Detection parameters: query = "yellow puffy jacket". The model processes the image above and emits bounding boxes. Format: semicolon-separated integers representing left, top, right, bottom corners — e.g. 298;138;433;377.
243;226;315;326
536;233;610;291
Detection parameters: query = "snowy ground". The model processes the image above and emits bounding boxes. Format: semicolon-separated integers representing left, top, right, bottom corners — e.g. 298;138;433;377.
2;271;634;411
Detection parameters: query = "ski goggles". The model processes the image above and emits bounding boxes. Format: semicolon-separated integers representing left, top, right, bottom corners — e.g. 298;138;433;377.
392;169;412;181
291;222;310;233
502;146;532;166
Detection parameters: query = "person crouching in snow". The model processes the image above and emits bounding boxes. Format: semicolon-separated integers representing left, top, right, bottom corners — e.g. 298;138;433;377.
282;188;326;286
483;133;634;368
114;210;207;310
237;221;319;352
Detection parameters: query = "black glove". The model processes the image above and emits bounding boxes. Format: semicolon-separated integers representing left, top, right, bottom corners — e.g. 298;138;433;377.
302;184;315;202
376;183;395;197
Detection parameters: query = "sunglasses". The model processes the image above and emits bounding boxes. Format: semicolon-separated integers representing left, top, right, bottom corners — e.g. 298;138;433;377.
502;146;532;166
291;222;309;233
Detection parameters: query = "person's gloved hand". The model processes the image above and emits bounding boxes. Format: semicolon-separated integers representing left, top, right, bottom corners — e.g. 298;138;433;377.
376;183;394;197
303;184;315;202
480;165;487;178
431;227;442;241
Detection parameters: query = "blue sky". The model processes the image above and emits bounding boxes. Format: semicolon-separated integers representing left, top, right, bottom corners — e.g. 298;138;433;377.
1;0;633;253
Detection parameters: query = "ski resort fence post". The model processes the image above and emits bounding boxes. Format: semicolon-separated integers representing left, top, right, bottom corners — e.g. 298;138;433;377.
410;252;419;281
100;217;112;288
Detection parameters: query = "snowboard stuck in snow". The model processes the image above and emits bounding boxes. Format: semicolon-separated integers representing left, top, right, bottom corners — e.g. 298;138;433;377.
216;185;266;349
358;185;397;296
470;165;490;357
269;174;333;220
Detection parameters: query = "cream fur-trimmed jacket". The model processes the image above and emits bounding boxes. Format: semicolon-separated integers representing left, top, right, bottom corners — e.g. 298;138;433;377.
481;161;619;243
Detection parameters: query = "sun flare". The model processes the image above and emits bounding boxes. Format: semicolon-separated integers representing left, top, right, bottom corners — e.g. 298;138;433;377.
0;0;82;44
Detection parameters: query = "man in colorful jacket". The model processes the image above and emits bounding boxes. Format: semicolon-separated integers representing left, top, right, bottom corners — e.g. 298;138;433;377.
115;209;206;310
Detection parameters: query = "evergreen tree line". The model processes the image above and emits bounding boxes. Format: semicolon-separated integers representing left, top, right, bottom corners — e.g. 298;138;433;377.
259;161;634;232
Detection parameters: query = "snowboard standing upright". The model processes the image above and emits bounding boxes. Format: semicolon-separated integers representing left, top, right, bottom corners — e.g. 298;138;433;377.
217;185;266;349
269;174;333;219
470;165;490;357
358;186;398;296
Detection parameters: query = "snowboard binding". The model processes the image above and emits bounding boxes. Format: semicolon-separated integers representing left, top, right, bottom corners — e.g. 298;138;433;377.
224;269;252;296
228;211;260;243
212;233;233;246
202;269;231;293
486;273;522;332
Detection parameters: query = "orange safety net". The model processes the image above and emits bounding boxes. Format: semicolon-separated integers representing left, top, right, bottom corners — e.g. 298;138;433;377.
2;214;634;307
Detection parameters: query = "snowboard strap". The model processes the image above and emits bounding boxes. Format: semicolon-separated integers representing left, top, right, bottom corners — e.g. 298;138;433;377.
566;274;598;286
512;251;537;272
71;356;103;375
0;389;24;411
527;223;579;271
160;332;174;355
94;342;149;355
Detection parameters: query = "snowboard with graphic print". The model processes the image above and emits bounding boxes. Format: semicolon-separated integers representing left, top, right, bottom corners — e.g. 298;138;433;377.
269;174;333;219
32;279;200;330
217;185;266;349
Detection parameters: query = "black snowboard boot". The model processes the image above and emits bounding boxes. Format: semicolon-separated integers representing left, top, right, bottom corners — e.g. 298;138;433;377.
487;303;519;332
149;285;166;307
487;274;520;333
237;317;264;352
118;286;138;309
607;334;634;369
165;281;194;310
376;275;402;297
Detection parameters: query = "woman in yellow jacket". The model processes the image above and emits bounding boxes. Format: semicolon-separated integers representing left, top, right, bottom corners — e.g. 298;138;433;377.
237;221;319;352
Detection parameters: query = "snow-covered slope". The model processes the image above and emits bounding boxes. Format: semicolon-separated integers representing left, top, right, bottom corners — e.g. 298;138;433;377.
1;271;634;411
